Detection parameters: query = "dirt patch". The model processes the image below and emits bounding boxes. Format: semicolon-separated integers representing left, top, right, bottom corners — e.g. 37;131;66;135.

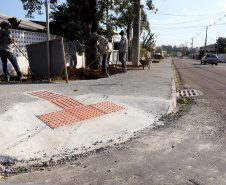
0;64;139;82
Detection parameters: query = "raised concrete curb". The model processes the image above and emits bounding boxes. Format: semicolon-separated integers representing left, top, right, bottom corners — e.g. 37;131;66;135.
167;58;177;114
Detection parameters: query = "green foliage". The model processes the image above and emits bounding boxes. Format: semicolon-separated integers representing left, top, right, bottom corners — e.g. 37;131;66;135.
142;31;154;49
140;47;147;57
177;97;191;104
169;52;177;56
216;37;226;53
156;49;162;53
8;17;21;29
17;167;22;173
50;2;82;42
20;0;156;67
199;49;210;59
21;0;58;18
114;1;154;45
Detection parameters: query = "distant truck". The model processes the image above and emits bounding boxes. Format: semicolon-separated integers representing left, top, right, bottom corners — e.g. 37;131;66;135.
177;52;182;58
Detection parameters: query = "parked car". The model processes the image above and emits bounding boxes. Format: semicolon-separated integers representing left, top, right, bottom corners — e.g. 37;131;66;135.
201;53;218;65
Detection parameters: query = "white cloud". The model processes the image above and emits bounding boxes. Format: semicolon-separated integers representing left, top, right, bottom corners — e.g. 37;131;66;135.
182;8;196;16
163;19;175;23
150;20;158;23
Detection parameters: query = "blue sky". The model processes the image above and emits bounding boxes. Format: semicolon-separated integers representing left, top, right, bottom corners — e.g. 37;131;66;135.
1;0;226;48
150;0;226;48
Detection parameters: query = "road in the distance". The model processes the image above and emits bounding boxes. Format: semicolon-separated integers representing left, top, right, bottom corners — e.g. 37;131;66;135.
173;57;226;118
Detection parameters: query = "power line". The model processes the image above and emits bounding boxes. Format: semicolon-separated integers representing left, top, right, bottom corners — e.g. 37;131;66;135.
147;11;226;17
149;14;226;26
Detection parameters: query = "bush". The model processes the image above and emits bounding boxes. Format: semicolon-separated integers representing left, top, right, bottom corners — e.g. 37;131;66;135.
140;47;147;57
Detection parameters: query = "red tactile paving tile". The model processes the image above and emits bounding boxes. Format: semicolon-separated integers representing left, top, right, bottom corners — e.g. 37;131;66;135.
66;105;105;120
37;110;81;129
31;91;125;129
28;91;67;101
50;98;84;109
90;101;125;114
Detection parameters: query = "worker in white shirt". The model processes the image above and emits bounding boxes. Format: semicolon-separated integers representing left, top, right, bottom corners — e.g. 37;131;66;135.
91;32;109;78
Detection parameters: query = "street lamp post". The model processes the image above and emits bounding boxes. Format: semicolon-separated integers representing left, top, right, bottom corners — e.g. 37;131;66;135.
46;0;51;82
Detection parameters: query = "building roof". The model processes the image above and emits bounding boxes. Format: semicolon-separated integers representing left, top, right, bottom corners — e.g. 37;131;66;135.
0;14;45;31
200;44;216;52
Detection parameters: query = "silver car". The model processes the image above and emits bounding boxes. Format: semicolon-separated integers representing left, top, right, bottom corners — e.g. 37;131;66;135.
201;53;218;65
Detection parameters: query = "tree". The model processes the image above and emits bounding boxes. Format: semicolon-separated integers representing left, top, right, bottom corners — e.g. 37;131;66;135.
142;31;154;49
21;0;110;68
49;1;84;55
216;37;226;54
132;0;155;66
20;0;155;68
177;44;188;56
50;2;81;40
8;17;21;29
114;1;152;46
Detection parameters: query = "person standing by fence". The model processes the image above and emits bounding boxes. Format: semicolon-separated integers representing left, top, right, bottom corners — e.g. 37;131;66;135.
118;30;128;73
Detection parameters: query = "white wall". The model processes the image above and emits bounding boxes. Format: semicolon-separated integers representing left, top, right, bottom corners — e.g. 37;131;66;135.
218;53;226;63
71;42;115;68
0;29;56;76
0;33;115;76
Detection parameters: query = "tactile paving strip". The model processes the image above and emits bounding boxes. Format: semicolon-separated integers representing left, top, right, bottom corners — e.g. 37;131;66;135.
29;91;125;129
177;89;199;97
28;91;67;101
50;98;84;109
90;101;125;114
66;105;105;120
37;110;82;129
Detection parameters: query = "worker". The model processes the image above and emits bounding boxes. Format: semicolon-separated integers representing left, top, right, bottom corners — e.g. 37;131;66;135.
91;32;109;78
106;43;112;70
118;30;128;73
0;21;25;82
67;36;79;68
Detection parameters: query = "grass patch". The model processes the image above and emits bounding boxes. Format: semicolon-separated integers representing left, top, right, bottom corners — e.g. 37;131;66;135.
152;59;162;63
177;97;192;104
173;62;184;90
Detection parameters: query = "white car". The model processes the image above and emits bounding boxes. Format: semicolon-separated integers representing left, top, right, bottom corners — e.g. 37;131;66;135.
201;53;218;65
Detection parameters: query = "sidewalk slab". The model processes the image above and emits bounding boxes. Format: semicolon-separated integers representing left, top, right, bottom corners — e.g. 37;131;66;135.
0;58;175;162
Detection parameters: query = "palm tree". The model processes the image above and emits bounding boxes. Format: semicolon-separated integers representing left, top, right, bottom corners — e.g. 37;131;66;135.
114;2;150;45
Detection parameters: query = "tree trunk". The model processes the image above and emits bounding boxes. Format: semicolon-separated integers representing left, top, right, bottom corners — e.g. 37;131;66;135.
75;0;99;69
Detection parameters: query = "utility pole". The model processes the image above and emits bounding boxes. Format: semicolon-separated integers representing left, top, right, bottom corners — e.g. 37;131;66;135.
191;38;193;49
217;39;219;55
132;0;141;66
185;42;188;56
46;0;51;82
204;26;208;54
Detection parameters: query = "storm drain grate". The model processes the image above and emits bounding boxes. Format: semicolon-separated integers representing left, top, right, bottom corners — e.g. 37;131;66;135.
50;98;84;109
28;91;67;101
177;89;199;97
28;91;125;129
90;102;125;113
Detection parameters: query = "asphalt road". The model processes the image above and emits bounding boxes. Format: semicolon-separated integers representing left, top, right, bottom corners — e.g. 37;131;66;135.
173;57;226;118
3;57;226;185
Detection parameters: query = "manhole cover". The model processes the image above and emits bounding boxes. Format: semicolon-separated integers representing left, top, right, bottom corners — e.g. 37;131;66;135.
177;89;199;97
